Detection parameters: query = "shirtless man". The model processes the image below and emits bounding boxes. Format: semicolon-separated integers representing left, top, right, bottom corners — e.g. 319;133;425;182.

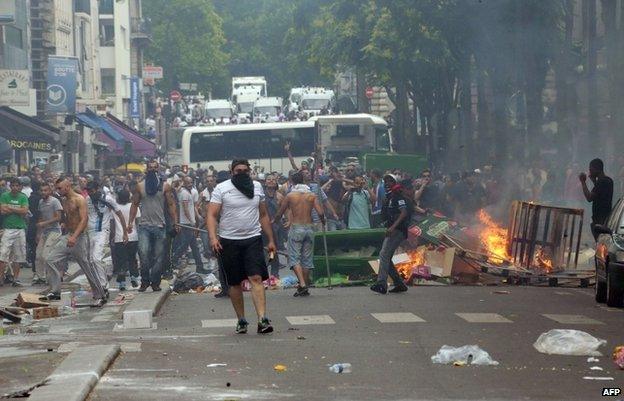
46;178;108;306
272;171;324;297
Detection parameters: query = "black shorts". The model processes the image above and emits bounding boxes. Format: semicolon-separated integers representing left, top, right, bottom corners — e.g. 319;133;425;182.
220;236;268;286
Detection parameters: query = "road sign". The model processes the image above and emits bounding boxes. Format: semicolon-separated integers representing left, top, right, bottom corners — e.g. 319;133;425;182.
170;90;182;102
143;66;163;79
365;87;374;99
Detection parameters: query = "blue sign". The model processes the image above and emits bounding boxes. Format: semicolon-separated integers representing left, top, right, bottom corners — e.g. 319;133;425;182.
130;76;140;118
46;56;78;114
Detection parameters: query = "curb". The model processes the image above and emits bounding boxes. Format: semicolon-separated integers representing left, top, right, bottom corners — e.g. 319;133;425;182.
122;284;171;329
28;344;120;401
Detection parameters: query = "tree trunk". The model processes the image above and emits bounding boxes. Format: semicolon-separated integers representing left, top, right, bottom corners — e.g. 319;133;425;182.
459;56;474;170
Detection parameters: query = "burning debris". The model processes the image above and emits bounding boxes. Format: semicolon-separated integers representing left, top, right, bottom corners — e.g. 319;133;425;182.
477;209;511;264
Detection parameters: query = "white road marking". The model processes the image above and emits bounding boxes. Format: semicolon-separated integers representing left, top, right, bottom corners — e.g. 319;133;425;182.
371;312;426;323
286;315;335;325
455;313;512;323
542;314;604;325
201;319;238;328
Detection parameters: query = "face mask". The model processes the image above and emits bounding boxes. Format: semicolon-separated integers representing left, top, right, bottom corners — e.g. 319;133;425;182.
231;172;254;199
145;171;160;196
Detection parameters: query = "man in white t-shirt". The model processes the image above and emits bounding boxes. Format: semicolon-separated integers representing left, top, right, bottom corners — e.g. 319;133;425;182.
172;176;205;273
86;181;128;289
207;159;277;335
111;189;140;290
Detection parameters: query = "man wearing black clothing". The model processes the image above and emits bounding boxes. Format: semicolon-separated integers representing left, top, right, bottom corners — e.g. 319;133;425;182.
579;158;613;241
370;174;410;295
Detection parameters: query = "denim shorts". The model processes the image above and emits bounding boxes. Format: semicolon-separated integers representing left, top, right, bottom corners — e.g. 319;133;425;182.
288;224;315;270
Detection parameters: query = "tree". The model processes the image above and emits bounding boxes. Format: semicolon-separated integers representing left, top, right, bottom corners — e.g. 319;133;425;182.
144;0;228;94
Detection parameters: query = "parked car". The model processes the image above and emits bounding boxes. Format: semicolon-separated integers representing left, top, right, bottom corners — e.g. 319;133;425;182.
594;197;624;307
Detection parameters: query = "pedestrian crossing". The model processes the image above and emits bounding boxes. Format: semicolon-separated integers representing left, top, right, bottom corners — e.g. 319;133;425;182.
198;313;609;327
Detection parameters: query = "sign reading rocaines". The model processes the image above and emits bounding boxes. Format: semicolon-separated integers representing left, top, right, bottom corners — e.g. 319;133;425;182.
6;139;54;152
0;70;30;107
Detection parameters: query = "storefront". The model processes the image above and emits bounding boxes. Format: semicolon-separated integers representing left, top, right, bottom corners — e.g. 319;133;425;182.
0;106;59;174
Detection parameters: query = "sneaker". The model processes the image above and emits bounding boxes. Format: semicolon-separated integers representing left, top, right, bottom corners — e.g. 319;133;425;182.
91;298;107;308
389;283;408;293
151;284;162;292
294;286;310;297
370;282;388;294
44;292;61;301
235;318;248;334
138;283;150;292
10;279;22;287
257;317;273;334
118;282;127;292
214;290;228;298
130;276;139;288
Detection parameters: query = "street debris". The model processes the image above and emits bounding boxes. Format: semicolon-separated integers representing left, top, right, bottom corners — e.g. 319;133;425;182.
15;292;49;308
273;364;287;372
587;357;600;363
296;336;306;340
533;329;606;356
207;363;227;367
32;306;59;320
613;346;624;369
328;363;352;373
589;366;603;371
431;345;499;366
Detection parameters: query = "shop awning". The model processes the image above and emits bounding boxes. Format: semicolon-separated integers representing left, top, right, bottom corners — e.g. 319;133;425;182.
0;106;59;152
105;113;156;158
76;109;125;147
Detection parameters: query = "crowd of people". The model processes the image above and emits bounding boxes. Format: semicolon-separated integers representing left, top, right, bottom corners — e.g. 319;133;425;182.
0;147;615;331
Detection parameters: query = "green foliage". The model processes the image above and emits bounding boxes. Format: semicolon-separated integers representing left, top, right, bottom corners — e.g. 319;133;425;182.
144;0;228;94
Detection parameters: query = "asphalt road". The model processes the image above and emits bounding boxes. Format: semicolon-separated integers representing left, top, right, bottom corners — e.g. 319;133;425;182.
87;285;624;401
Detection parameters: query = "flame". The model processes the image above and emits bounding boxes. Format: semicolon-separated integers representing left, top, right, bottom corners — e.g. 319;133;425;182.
477;209;511;264
395;247;426;279
533;246;553;273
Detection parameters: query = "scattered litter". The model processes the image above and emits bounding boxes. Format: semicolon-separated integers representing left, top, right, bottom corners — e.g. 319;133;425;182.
614;346;624;369
280;275;298;288
207;363;227;367
590;366;603;371
587;357;600;363
533;330;606;356
329;363;352;373
273;364;287;372
582;376;614;381
287;327;299;331
399;341;412;344
296;336;306;340
493;290;510;295
431;345;499;366
172;271;205;293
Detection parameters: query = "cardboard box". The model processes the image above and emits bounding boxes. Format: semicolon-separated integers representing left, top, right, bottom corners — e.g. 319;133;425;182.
32;306;59;320
15;293;49;308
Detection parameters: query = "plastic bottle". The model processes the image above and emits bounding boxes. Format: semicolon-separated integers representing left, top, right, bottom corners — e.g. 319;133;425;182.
329;363;352;373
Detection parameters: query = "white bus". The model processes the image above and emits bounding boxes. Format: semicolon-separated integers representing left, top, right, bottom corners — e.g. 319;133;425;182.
180;114;391;174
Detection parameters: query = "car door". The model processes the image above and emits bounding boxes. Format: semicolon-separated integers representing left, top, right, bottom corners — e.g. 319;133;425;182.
596;199;624;273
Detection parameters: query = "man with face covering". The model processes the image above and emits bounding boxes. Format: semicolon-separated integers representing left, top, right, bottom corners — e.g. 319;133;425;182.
129;160;179;292
86;180;128;289
207;159;277;335
370;174;411;295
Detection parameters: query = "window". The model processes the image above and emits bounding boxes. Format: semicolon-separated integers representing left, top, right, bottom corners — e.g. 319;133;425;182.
75;0;91;14
190;127;315;163
335;125;360;137
99;0;114;15
101;68;115;95
99;20;114;46
375;127;391;152
4;26;23;49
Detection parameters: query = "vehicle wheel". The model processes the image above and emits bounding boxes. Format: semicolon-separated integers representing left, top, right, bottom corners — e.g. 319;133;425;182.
606;272;624;307
595;280;607;303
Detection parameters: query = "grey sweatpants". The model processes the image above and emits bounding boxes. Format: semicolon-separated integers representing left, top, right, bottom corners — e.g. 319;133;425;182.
46;233;107;299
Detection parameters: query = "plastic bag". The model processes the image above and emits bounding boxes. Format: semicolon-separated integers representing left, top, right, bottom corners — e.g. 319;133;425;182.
201;273;219;287
431;345;499;366
533;329;606;356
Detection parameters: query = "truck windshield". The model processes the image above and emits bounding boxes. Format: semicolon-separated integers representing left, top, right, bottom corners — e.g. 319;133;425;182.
205;108;232;119
237;102;254;113
302;99;330;110
254;106;280;116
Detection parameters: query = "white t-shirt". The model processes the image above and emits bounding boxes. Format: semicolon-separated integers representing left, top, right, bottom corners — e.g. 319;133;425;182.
87;193;120;232
191;187;199;203
178;187;196;225
210;179;264;240
201;188;212;202
113;203;140;243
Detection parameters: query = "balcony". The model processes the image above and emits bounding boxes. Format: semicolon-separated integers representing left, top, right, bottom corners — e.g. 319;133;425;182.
130;17;152;45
